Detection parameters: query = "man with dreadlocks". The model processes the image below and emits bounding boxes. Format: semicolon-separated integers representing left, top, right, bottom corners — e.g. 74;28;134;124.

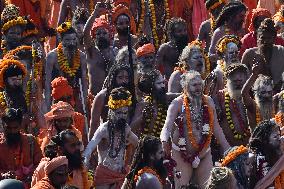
84;87;138;189
122;136;167;189
209;1;247;61
45;21;88;114
242;18;284;93
84;3;115;97
242;63;275;131
212;64;250;147
0;4;27;58
88;63;136;140
205;35;241;95
130;69;167;138
72;7;89;52
248;120;284;189
156;17;189;80
161;70;230;188
168;41;209;93
197;0;226;53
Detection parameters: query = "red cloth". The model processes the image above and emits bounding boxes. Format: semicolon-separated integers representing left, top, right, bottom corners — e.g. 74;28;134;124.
191;0;207;38
94;164;126;189
240;32;284;57
91;18;112;39
136;43;155;57
248;8;271;32
51;77;73;100
30;177;55;189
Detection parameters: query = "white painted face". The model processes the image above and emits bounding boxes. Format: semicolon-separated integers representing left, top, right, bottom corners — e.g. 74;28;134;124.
224;42;239;65
187;48;205;73
187;76;204;98
109;106;129;122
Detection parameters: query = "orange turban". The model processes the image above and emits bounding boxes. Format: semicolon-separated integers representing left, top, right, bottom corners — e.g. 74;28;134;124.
44;156;68;175
112;4;136;34
45;101;74;121
136;43;156;57
51;77;73;100
91;18;112;39
114;0;131;7
249;8;271;32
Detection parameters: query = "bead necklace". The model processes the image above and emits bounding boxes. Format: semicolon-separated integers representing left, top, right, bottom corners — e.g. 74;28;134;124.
107;121;126;158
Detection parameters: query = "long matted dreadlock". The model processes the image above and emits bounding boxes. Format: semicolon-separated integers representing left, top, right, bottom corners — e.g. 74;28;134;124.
125;136;162;188
102;63;136;121
138;69;168;138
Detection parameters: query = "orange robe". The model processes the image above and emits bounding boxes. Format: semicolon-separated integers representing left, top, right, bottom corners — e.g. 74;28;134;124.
67;168;92;189
168;0;194;41
31;177;55;189
243;0;258;31
0;133;42;184
31;158;49;187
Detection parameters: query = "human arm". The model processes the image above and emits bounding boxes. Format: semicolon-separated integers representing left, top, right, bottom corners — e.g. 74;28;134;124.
80;52;88;110
127;128;139;148
44;51;56;110
209;28;223;58
197;21;208;42
88;90;106;139
168;71;182;93
129;102;144;133
156;44;167;76
160;97;181;157
57;0;69;26
207;96;230;152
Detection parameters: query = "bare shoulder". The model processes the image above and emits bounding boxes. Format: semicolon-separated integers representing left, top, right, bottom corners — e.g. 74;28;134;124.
170;95;183;108
205;95;215;108
170;70;182;80
243;47;257;57
46;48;58;58
136;173;162;189
94;89;107;101
157;42;171;53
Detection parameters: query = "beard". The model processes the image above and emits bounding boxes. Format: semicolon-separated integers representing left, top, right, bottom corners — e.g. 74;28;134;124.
5;132;21;146
114;82;130;89
227;82;242;100
113;118;127;130
5;84;27;112
96;37;110;49
175;35;189;52
65;150;83;170
255;95;273;120
117;27;128;36
153;158;168;180
153;87;167;105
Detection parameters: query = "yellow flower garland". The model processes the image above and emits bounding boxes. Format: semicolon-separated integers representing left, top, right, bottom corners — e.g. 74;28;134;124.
148;0;170;49
216;36;240;54
221;145;248;166
137;0;146;34
57;43;81;77
210;17;216;37
1;17;27;33
108;96;132;110
208;0;225;11
0;91;7;109
57;22;72;34
22;28;39;38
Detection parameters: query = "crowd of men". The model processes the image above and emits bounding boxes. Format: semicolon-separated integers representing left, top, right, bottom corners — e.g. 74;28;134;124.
0;0;284;188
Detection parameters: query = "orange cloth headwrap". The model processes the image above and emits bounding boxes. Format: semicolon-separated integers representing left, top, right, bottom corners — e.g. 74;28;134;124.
51;77;73;100
112;4;136;34
44;101;74;121
249;8;271;32
136;43;156;57
44;156;68;175
91;18;112;39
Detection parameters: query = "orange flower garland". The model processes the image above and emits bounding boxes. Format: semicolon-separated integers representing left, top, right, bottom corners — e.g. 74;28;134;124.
275;171;284;189
67;168;91;189
57;43;81;77
3;45;32;59
134;167;163;186
0;91;7;109
183;95;214;150
221;145;248;166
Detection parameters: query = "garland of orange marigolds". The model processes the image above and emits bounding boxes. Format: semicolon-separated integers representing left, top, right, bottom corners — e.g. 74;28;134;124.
221;145;248;166
57;43;81;77
134;167;164;186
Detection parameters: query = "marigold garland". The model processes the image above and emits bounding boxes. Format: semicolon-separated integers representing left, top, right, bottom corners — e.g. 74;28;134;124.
108;96;132;110
1;40;8;56
137;0;146;34
183;95;213;150
3;45;32;59
0;59;27;88
89;0;94;13
216;35;240;54
224;92;250;140
67;168;91;189
142;96;167;138
221;145;248;166
57;43;81;77
134;167;164;186
275;113;284;129
0;91;7;109
57;22;72;34
210;17;216;37
1;16;27;33
22;28;39;38
208;0;225;11
274;171;284;189
148;0;170;49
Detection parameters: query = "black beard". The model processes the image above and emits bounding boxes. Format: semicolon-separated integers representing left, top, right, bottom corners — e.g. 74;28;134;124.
96;38;110;49
153;87;167;105
114;82;129;89
153;158;168;180
113;118;127;130
7;41;21;49
117;28;128;36
174;35;189;52
5;85;27;113
5;132;21;146
64;150;83;170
